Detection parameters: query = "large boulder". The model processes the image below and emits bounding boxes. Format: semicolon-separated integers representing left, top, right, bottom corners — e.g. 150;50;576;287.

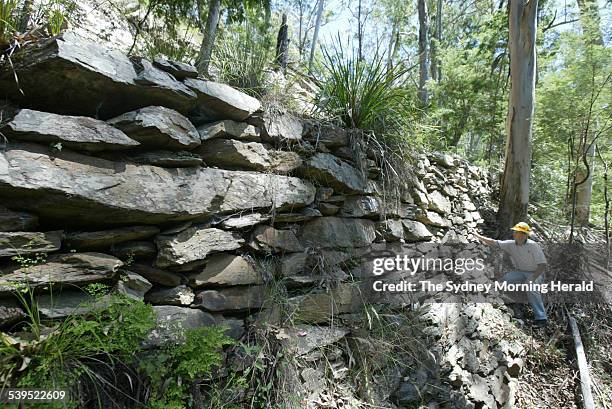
0;143;315;227
184;78;261;123
0;206;38;232
193;286;266;312
299;217;376;249
107;106;200;150
0;252;122;292
0;230;63;257
189;254;262;287
155;227;244;269
1;109;140;152
0;33;196;118
301;153;367;194
64;226;159;250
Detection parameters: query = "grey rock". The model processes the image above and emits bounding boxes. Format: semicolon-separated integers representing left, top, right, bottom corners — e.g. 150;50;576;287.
402;220;433;242
152;57;198;79
130;263;182;287
194;285;266;312
189;254;262;287
131;58;197;108
64;226;159;250
220;213;270;229
303;122;348;147
0;230;63;257
37;291;111;319
146;284;195;306
340;196;381;219
315;187;334;202
197;120;261;142
272;207;321;223
258;110;303;142
416;210;450;228
250;225;303;253
279;325;349;356
289;284;362;323
185;78;261;122
301;153;367;194
116;271;152;300
127;150;203;167
0;33;196;118
299;217;376;249
0;143;315;226
318;202;340;216
0;206;38;232
428;191;452;214
2;109;140;152
430;152;458;168
111;241;157;260
0;253;122;292
377;219;404;242
0;299;25;328
280;252;308;276
108;106;200;150
155;227;244;269
148;305;243;346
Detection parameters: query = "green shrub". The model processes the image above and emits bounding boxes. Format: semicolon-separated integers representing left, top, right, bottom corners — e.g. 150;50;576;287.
315;37;413;137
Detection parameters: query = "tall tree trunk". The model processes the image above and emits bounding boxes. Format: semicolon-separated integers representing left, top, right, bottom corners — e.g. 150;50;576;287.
386;19;398;72
575;143;595;226
18;0;33;33
275;13;289;73
196;0;222;76
435;0;442;82
418;0;429;104
357;0;364;61
497;0;538;237
309;0;324;71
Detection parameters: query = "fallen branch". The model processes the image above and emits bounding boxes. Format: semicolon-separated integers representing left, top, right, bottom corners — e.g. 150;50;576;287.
568;315;596;409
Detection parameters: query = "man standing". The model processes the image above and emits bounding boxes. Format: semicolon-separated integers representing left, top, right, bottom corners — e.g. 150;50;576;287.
474;222;548;327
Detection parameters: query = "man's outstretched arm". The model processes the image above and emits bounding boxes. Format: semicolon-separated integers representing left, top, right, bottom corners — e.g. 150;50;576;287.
474;232;497;246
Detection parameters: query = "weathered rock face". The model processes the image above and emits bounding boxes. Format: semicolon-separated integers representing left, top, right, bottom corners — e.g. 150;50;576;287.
0;33;196;118
116;271;153;300
155;227;244;269
197;120;261;142
194;286;266;312
152;57;198;80
126;150;203;167
64;226;159;250
0;231;63;257
0;143;315;226
299;217;376;249
301;153;367;194
189;254;262;287
145;285;195;306
184;78;261;123
0;206;38;232
0;253;122;292
129;264;182;287
2;109;140;152
250;226;303;253
107;106;200;150
402;220;433;242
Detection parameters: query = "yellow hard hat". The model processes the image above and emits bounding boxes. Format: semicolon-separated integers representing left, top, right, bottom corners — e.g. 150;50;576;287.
510;222;531;234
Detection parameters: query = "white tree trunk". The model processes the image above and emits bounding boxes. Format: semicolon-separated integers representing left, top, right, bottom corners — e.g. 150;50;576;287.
309;0;325;71
575;143;596;226
418;0;429;104
196;0;222;75
497;0;538;236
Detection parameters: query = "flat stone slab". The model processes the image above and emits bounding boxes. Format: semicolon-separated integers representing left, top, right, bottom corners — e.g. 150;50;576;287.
185;78;261;123
0;206;38;232
250;225;303;253
0;252;122;292
198;120;261;142
189;254;262;287
37;291;111;319
402;220;433;241
299;217;376;249
2;109;140;152
111;241;157;260
193;285;266;312
116;271;152;300
155;227;244;269
64;226;160;250
145;284;195;306
301;153;367;194
278;325;349;356
0;230;63;257
108;106;200;150
129;263;182;287
0;32;196;118
127;150;203;167
219;213;270;229
152;57;198;79
0;143;315;227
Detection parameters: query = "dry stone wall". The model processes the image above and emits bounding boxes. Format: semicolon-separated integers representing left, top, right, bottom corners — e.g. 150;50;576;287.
0;33;525;409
